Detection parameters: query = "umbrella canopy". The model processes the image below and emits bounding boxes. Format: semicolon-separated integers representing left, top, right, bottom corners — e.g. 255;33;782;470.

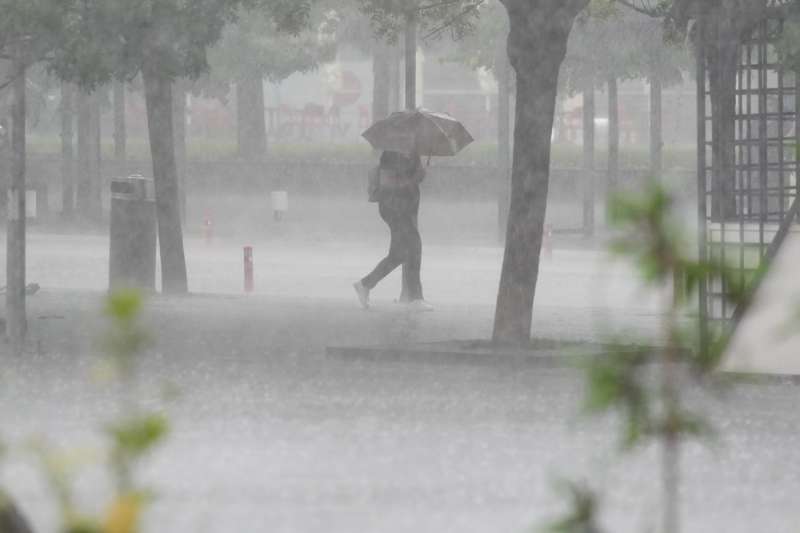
362;108;474;157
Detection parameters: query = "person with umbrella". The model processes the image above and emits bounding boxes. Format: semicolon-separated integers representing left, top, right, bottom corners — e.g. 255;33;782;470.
353;109;473;310
353;149;431;311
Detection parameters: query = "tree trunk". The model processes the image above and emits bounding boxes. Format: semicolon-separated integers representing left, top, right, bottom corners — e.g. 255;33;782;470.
650;73;663;181
399;13;418;301
61;82;75;218
404;13;417;110
582;81;595;237
372;43;392;123
236;76;267;160
89;90;102;220
706;20;739;222
607;77;619;205
76;90;91;218
389;44;403;112
493;0;587;345
75;89;102;221
143;66;188;294
497;44;512;243
173;80;188;220
6;53;27;355
113;80;127;169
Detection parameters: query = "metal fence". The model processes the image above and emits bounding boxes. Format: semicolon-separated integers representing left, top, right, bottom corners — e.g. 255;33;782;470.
699;11;800;330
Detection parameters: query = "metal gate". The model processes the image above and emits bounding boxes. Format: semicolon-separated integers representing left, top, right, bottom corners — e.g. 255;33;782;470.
698;9;800;334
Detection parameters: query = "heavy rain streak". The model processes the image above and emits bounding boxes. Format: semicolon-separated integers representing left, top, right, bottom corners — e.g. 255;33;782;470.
1;1;799;532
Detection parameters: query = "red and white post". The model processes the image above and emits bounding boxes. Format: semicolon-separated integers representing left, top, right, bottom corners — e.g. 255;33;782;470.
243;246;254;293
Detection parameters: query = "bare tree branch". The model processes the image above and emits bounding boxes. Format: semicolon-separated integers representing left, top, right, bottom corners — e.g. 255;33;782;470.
417;0;465;13
422;0;485;41
615;0;667;18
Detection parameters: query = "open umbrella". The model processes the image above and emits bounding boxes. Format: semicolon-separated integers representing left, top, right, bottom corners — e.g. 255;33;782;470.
362;108;474;157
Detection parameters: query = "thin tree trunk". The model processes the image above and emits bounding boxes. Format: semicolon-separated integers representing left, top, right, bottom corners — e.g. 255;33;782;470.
399;12;418;301
706;21;739;222
493;0;586;345
404;13;417;110
143;66;188;294
582;81;595;237
6;52;27;354
607;77;619;197
173;80;188;220
662;420;680;533
497;45;512;243
661;291;682;533
650;73;663;181
113;80;127;169
61;82;75;218
89;90;102;220
236;76;267;160
372;43;391;123
76;90;91;217
390;44;403;112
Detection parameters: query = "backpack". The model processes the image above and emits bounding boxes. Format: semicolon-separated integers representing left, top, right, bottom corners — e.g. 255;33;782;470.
367;166;381;202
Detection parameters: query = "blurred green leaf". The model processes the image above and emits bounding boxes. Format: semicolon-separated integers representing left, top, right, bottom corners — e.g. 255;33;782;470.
105;290;143;323
584;347;652;449
102;290;151;377
542;479;604;533
65;518;103;533
108;414;169;459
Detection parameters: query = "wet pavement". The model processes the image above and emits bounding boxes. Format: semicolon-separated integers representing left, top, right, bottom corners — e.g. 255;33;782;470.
0;233;798;532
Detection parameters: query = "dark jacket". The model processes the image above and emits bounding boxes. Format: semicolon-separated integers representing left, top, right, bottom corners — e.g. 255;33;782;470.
378;152;424;216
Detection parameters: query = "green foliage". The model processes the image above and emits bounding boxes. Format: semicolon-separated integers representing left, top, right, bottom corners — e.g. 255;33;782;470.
609;182;746;310
107;414;169;493
608;183;684;285
65;522;103;533
444;0;507;74
0;0;73;83
108;415;169;461
584;345;652;447
102;290;150;379
261;0;314;35
50;0;268;89
205;3;336;90
776;10;800;74
31;291;170;533
543;480;604;533
31;440;99;531
357;0;483;43
552;183;748;533
563;1;689;93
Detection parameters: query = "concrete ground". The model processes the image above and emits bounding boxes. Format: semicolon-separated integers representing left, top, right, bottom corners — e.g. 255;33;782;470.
0;231;798;532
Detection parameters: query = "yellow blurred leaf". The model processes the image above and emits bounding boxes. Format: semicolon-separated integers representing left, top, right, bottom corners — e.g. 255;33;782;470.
103;494;142;533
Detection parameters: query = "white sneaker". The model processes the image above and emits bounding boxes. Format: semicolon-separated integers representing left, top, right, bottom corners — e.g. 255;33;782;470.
408;299;434;312
353;281;370;309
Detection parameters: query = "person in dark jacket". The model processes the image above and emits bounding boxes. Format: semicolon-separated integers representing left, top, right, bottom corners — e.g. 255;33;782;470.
354;150;433;311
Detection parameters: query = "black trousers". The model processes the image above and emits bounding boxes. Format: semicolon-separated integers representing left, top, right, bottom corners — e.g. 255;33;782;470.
361;204;423;300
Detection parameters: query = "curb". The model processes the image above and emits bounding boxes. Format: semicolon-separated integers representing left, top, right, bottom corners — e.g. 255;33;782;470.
326;339;608;368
